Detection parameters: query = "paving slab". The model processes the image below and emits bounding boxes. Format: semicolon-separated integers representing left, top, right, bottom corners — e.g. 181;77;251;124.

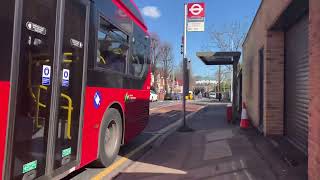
207;170;251;180
206;129;234;142
203;140;232;160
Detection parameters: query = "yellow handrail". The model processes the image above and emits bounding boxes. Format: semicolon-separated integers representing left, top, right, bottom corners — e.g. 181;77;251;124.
28;51;76;134
99;56;106;64
60;93;73;140
35;85;48;128
64;52;73;56
63;52;73;63
63;59;73;63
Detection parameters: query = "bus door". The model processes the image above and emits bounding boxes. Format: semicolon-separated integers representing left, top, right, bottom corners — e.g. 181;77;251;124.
7;0;89;179
52;0;88;173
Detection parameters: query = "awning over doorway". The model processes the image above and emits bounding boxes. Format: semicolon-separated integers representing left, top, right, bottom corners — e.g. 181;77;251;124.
196;51;241;65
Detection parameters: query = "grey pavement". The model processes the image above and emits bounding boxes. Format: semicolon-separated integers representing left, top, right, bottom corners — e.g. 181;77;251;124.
115;103;307;180
149;100;179;110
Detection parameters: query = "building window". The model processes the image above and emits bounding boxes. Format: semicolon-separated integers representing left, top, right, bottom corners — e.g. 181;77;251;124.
97;17;128;73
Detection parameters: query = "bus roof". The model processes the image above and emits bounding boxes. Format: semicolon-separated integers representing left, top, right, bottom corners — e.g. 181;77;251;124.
121;0;145;24
113;0;148;33
94;0;149;34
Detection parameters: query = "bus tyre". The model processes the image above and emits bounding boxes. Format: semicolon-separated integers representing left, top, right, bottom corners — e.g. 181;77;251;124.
97;108;122;167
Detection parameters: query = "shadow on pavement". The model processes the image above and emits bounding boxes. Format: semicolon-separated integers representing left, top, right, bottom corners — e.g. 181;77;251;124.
115;104;307;180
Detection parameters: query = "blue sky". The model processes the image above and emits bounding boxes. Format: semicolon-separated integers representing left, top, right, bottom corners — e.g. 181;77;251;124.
134;0;261;78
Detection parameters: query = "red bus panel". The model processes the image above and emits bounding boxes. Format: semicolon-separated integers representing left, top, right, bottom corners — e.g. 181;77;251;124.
0;81;10;179
80;85;150;168
80;87;126;167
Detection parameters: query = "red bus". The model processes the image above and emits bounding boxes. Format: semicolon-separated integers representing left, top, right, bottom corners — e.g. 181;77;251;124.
0;0;151;179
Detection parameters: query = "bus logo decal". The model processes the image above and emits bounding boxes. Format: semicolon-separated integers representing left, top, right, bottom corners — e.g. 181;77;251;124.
42;65;51;86
124;93;129;103
94;91;102;109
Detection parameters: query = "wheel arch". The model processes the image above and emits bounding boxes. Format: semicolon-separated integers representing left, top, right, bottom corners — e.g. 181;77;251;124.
95;101;125;165
97;101;125;158
108;102;125;145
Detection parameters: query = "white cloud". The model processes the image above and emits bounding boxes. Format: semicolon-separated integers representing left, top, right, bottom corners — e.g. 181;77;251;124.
141;6;161;19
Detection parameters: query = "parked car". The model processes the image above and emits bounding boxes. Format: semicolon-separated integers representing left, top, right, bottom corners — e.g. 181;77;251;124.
185;91;194;100
150;90;158;102
209;92;217;99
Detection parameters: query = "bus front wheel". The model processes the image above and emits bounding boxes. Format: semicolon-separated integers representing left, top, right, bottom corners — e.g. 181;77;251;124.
97;108;123;167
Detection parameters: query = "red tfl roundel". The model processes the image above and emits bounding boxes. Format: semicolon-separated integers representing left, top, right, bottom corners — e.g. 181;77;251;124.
187;3;205;18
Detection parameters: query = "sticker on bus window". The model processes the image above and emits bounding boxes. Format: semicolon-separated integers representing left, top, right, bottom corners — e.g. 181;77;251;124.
62;69;70;87
26;22;46;35
42;65;51;86
94;91;102;109
70;38;83;48
62;147;72;158
22;160;37;173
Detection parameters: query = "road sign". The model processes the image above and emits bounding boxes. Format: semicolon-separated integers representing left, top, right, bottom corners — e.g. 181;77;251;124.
42;65;51;85
187;2;205;32
187;21;205;32
187;3;205;19
62;69;70;87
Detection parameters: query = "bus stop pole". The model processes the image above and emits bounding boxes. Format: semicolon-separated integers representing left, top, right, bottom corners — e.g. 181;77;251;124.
183;3;187;126
179;3;193;132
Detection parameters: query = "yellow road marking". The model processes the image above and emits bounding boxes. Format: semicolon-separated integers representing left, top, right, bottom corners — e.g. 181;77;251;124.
91;134;160;180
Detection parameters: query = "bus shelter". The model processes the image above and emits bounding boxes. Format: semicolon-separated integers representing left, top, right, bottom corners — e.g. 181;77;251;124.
197;51;241;122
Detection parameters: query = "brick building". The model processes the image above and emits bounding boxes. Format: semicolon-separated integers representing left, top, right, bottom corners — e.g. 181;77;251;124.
151;70;178;100
242;0;320;179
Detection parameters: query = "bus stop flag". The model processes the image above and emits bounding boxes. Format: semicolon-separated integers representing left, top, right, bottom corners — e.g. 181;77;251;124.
187;3;205;32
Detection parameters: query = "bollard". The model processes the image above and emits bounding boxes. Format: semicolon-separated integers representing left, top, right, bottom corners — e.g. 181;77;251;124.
226;103;232;123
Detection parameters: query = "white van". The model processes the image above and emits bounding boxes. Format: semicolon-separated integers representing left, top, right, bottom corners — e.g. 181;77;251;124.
209;92;217;99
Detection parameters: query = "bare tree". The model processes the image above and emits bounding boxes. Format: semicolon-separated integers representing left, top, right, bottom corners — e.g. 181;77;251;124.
159;43;174;93
188;61;196;90
150;33;161;91
204;21;247;94
174;59;196;92
205;21;246;73
204;21;246;52
174;60;183;81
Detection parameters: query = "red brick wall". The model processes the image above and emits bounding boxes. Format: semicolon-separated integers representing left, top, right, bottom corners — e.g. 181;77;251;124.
242;0;290;134
308;0;320;179
264;31;284;135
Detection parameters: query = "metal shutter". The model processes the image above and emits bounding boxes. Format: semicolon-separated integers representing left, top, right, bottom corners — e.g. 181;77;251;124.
285;15;309;154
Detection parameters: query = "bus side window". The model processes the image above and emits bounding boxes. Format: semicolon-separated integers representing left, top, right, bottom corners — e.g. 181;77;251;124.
129;39;144;77
129;29;148;78
145;38;151;65
97;17;128;73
